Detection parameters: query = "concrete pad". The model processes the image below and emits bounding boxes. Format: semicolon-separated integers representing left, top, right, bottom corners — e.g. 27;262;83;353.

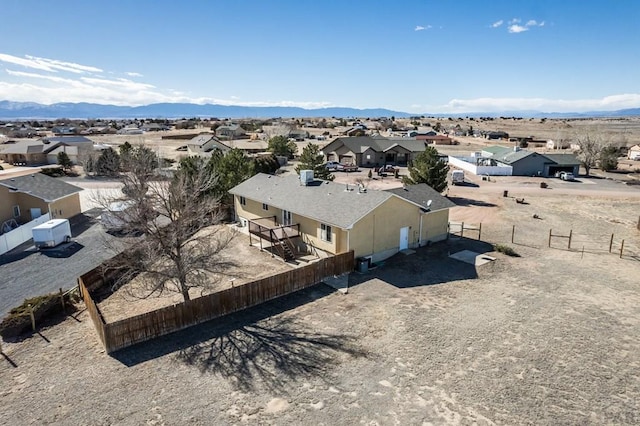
449;250;496;266
399;249;415;255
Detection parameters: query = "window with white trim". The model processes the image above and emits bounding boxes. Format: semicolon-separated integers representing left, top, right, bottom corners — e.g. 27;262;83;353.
262;203;269;211
239;196;246;206
320;223;332;242
12;205;20;218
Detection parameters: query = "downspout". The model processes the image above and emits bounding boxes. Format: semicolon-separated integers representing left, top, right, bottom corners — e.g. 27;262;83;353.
419;211;423;247
347;229;350;253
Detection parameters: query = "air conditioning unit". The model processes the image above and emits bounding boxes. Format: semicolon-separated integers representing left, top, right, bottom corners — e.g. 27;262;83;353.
300;170;314;186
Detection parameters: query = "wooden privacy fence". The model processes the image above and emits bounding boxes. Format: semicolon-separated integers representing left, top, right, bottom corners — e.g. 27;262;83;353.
79;250;354;354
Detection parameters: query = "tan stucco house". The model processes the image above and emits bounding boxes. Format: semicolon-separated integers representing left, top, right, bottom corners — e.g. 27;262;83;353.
0;173;83;226
229;173;454;263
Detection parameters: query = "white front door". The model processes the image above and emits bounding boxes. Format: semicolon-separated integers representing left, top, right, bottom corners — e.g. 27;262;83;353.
399;226;409;250
282;210;292;226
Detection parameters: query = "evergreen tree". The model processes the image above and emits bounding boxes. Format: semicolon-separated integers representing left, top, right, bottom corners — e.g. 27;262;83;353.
267;135;297;158
95;147;121;177
403;146;448;192
295;143;334;181
57;151;73;171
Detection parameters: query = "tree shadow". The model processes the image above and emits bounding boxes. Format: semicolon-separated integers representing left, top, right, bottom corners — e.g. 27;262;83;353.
176;315;367;392
448;196;497;207
69;212;99;237
112;286;368;392
350;238;495;289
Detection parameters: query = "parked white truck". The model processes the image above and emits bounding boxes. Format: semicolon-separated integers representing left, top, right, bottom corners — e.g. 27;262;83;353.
32;219;72;249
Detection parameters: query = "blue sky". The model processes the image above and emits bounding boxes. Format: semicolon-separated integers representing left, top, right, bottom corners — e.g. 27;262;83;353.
0;0;638;113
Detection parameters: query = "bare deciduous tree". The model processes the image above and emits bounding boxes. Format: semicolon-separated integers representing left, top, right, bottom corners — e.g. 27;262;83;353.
573;128;625;176
104;162;236;302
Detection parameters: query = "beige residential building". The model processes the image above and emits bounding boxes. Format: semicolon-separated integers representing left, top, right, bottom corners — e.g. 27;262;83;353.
229;173;454;263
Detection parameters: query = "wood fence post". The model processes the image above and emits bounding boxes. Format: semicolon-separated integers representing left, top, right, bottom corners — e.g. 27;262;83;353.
568;229;573;250
59;288;65;311
0;339;3;353
511;225;515;244
609;234;614;253
620;239;625;259
28;304;35;331
461;222;464;239
548;229;552;247
478;223;482;240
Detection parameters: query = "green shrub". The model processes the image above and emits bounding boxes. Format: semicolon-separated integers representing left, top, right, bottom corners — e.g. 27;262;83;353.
40;167;65;177
0;291;79;339
493;244;520;257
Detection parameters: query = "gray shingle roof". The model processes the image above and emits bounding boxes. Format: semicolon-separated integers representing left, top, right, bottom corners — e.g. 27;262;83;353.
542;153;580;165
482;145;511;156
493;149;537;164
386;184;456;212
229;173;393;229
324;136;427;155
0;173;83;202
44;136;93;145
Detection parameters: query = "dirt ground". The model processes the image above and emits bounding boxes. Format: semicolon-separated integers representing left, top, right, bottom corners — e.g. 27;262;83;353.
97;225;296;322
1;181;640;424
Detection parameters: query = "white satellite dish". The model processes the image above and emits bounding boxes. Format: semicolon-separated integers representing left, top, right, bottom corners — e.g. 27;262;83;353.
427;199;433;207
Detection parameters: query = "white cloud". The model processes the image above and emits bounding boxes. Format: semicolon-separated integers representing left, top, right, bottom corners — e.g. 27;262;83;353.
491;20;504;28
125;72;143;77
0;53;103;74
440;94;640;113
508;24;529;33
509;18;521;25
526;20;545;27
0;67;334;108
415;25;431;31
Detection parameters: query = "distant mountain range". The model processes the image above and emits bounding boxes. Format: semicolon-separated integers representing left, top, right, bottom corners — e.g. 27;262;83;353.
0;100;639;120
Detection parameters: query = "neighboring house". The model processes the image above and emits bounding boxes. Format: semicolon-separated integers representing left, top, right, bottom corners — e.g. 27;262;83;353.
486;131;509;140
321;136;428;167
140;123;170;132
491;148;580;177
481;145;511;158
288;129;310;141
52;126;78;135
46;145;79;165
186;134;231;156
0;173;83;226
216;124;247;139
229;172;454;263
628;144;640;160
542;154;581;176
226;139;269;154
416;135;454;145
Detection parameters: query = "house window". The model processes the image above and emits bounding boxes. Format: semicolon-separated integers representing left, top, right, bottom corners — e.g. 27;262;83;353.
262;203;269;211
320;223;332;242
12;205;20;218
239;196;246;206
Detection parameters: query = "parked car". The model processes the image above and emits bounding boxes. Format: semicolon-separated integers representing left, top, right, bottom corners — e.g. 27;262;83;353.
324;161;343;171
376;165;399;175
340;163;359;172
556;171;575;181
